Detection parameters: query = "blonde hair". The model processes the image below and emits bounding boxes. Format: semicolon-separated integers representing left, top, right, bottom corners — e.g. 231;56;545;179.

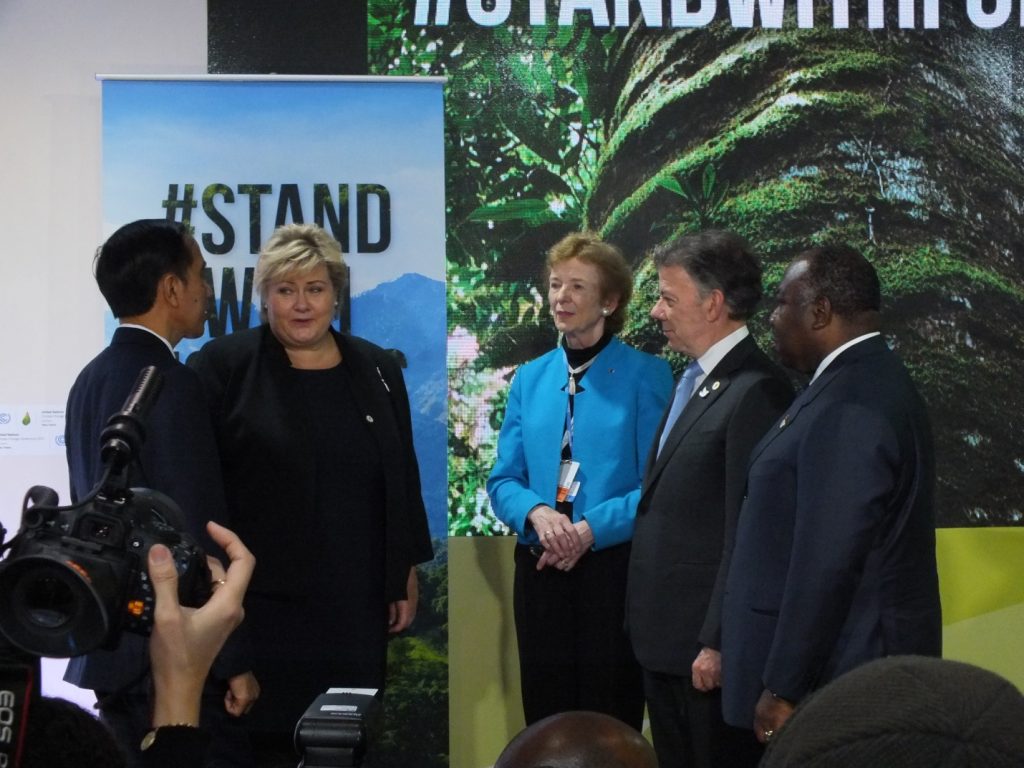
255;224;347;322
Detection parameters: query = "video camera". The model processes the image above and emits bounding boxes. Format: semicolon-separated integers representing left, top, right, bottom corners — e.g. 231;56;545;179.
0;365;211;659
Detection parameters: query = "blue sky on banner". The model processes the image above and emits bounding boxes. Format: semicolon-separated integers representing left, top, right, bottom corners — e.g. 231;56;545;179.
102;78;445;300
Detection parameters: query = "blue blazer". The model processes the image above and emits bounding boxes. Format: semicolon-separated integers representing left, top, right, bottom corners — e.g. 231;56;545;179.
721;336;941;727
488;337;672;550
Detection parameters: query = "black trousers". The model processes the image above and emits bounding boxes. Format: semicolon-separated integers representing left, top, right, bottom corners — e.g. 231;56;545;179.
512;542;644;730
643;668;762;768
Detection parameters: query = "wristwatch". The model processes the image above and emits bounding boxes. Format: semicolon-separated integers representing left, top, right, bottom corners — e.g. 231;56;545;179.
140;724;198;751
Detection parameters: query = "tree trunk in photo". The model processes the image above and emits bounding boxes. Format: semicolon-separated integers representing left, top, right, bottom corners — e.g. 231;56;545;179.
589;8;1024;525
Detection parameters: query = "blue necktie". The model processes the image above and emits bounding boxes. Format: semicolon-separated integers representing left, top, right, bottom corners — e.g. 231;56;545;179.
657;360;703;456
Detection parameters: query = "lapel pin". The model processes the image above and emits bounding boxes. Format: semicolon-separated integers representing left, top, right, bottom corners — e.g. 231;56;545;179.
712;381;720;390
699;387;709;398
779;415;788;429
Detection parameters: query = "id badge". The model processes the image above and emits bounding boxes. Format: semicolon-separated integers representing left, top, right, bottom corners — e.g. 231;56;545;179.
556;460;580;503
565;481;581;503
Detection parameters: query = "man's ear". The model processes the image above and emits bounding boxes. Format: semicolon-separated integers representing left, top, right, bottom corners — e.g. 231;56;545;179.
810;295;831;330
161;272;182;308
705;288;726;322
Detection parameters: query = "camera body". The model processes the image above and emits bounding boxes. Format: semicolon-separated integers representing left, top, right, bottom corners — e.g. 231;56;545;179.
0;365;211;659
0;485;210;658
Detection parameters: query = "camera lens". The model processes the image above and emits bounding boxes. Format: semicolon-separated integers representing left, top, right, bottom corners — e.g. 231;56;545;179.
22;573;76;629
0;555;112;657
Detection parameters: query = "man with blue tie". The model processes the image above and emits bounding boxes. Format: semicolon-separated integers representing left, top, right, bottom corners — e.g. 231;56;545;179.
626;231;792;768
721;245;941;744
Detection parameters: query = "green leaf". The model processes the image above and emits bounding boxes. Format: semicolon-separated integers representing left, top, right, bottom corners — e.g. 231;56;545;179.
533;55;556;102
572;66;590;104
550;54;568;89
468;198;558;224
702;164;717;198
554;24;575;49
656;177;685;197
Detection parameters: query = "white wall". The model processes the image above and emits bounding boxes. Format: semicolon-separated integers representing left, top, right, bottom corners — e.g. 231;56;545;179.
0;0;208;696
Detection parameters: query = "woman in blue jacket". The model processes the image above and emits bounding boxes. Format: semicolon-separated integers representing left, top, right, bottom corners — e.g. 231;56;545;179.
488;232;672;729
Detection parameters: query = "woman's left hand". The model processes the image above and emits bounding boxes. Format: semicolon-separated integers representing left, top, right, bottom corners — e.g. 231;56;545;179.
536;520;594;571
527;505;583;560
388;566;419;633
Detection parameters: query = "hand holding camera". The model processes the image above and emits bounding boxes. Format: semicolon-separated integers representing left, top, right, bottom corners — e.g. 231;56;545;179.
148;520;255;728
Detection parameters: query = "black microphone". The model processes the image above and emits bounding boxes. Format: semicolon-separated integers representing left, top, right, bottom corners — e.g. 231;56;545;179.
99;365;165;480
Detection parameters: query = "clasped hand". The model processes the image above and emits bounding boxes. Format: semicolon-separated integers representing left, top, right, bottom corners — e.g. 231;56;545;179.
527;506;594;571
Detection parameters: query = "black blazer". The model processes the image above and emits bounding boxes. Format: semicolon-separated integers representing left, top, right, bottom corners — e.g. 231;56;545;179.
627;335;793;675
63;327;240;690
721;336;941;727
187;325;433;602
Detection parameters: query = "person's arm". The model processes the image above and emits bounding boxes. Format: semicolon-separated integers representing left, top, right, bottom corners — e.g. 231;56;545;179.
489;363;587;563
536;355;672;572
760;404;899;705
388;565;420;633
487;369;552;539
569;356;672;551
183;351;261;706
142;522;255;763
694;375;792;692
753;689;796;743
377;348;434;567
373;346;433;625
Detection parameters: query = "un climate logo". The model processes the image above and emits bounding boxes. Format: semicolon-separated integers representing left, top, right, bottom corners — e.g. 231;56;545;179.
55;434;66;447
0;413;10;424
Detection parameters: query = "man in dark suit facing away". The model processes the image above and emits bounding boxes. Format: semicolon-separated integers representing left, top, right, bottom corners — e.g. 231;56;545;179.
63;219;259;767
721;244;941;744
626;231;793;768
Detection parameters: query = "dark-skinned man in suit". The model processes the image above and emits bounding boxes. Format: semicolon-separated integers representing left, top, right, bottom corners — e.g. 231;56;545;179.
721;244;941;745
626;230;793;768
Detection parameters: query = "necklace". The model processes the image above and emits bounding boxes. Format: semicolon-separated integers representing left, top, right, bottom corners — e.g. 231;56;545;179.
567;357;597;396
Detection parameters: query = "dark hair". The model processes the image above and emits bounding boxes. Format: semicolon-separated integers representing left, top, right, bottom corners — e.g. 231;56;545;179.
495;711;657;768
651;230;762;320
798;244;881;316
761;656;1024;768
546;232;633;334
94;219;195;318
23;697;126;768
